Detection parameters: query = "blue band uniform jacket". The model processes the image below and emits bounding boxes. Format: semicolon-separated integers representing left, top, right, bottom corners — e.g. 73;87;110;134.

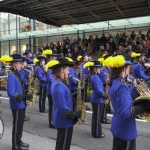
19;69;29;93
90;74;104;104
68;68;78;91
51;78;74;128
7;70;26;110
108;77;137;140
47;69;54;95
132;62;148;80
35;66;47;86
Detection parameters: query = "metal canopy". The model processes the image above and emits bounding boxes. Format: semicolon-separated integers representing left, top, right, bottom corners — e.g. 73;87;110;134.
0;0;150;27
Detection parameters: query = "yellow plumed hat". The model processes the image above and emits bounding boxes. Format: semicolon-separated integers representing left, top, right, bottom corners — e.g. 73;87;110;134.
45;60;59;71
83;62;94;69
103;55;131;68
98;54;110;65
131;52;141;58
45;57;75;70
65;57;73;62
77;55;82;61
42;49;53;56
1;55;12;64
83;61;101;69
33;58;39;64
98;57;104;64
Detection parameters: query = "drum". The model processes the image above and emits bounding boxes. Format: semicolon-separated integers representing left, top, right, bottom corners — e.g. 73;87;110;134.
0;115;4;139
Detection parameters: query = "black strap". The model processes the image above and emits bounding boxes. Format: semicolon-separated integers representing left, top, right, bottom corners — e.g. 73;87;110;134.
23;69;29;79
39;65;47;77
11;68;24;94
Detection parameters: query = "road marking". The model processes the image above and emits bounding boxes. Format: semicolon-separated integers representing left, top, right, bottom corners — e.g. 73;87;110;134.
86;111;148;122
0;97;9;100
0;97;148;123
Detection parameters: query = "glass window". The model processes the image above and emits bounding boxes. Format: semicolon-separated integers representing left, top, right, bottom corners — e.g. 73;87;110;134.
1;41;9;55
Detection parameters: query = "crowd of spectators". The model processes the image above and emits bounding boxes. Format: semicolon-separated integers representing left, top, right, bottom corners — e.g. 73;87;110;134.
36;29;150;60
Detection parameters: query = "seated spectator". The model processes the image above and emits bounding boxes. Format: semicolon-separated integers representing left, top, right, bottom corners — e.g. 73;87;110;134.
98;46;105;57
131;40;137;50
86;43;93;55
114;33;120;44
105;42;112;54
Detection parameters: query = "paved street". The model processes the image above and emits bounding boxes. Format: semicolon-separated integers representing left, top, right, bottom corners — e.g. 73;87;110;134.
0;91;150;150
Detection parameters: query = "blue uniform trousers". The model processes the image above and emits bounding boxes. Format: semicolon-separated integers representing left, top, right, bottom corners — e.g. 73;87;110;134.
55;127;73;150
113;136;136;150
47;94;54;128
39;86;47;112
12;108;25;150
91;103;104;138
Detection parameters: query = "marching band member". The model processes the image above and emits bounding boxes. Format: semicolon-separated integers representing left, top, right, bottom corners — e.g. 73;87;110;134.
0;58;5;97
103;53;148;150
84;60;108;138
6;54;32;150
77;52;90;110
131;51;150;81
98;54;111;124
23;50;34;72
46;57;82;150
43;49;58;128
35;56;47;113
19;57;30;121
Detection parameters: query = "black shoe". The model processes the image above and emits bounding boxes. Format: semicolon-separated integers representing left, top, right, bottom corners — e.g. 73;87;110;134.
107;110;113;113
40;110;48;113
101;119;111;124
100;133;105;138
20;141;29;147
93;133;105;138
24;116;30;121
20;146;28;150
49;124;55;128
86;106;90;110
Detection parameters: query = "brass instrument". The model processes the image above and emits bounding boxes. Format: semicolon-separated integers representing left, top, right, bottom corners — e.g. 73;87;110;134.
133;78;150;120
144;63;150;68
0;76;7;81
68;75;86;124
25;67;37;106
100;70;110;104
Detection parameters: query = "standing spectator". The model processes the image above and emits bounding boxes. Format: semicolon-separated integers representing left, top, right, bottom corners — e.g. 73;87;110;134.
56;41;60;53
43;43;49;50
95;35;100;50
72;46;79;59
108;38;116;54
107;34;114;42
130;31;136;40
100;33;107;46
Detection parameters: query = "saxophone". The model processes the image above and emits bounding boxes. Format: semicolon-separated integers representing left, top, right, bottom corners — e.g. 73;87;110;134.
133;78;150;120
25;67;37;106
69;75;86;124
100;70;110;104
